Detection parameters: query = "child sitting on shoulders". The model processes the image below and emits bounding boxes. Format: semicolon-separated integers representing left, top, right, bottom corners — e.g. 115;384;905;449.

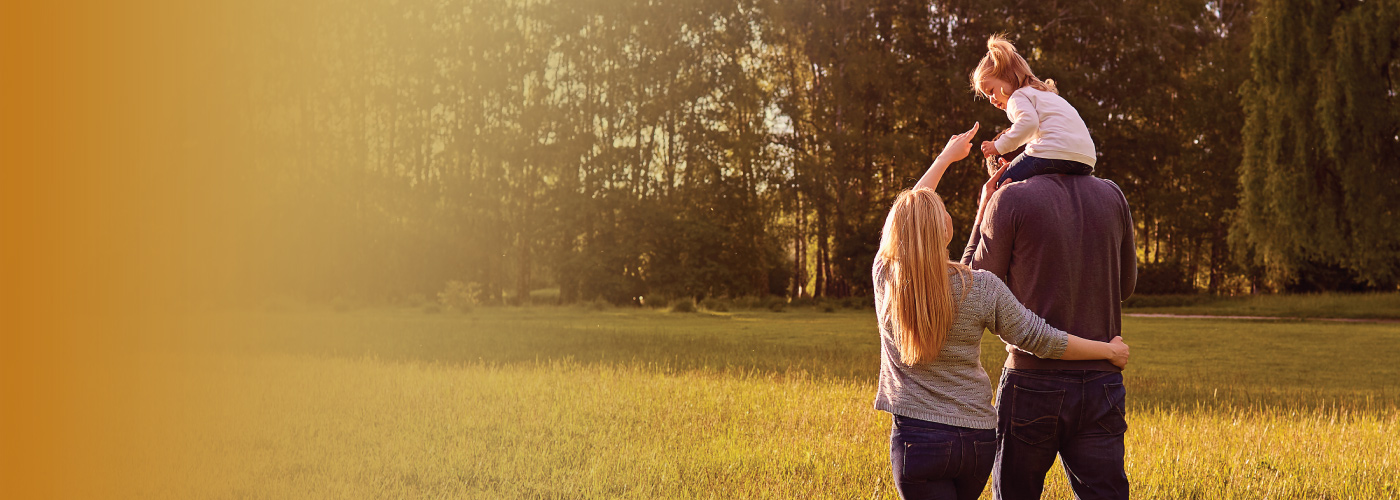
972;34;1097;184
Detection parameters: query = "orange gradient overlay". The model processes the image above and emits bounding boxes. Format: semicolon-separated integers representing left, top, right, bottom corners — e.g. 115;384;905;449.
3;2;271;497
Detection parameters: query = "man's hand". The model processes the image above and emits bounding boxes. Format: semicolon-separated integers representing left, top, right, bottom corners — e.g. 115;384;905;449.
979;160;1010;207
980;140;999;158
1108;336;1130;369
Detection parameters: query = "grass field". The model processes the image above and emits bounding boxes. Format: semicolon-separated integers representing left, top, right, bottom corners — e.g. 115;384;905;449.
1122;292;1400;320
124;305;1400;499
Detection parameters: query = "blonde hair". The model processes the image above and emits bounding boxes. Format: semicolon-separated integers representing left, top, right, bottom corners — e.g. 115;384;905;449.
970;34;1058;97
876;188;971;365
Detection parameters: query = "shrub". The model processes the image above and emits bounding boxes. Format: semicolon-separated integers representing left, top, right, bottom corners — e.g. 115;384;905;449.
438;280;482;312
422;304;442;314
766;298;787;313
701;298;729;312
1122;294;1216;309
731;296;762;310
404;293;428;307
822;303;836;313
1135;262;1197;295
529;288;561;303
641;294;668;309
590;298;611;311
670;299;696;313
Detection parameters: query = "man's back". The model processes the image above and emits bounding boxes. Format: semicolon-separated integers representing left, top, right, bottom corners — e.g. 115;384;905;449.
963;172;1138;500
961;174;1136;371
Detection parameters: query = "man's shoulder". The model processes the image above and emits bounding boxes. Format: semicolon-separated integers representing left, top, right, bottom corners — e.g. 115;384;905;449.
1001;175;1125;201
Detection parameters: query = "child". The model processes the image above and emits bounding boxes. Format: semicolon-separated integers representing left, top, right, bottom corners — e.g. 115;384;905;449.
972;35;1096;185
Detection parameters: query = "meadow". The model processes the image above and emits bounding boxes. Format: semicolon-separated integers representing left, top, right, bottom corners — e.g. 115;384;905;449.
1121;292;1400;320
125;304;1400;499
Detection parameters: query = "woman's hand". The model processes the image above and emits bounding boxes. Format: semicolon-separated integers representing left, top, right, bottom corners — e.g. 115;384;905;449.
936;122;979;163
1107;336;1130;369
1049;334;1131;366
915;122;979;191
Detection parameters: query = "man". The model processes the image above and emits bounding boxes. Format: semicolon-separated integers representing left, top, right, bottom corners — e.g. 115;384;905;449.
961;158;1137;500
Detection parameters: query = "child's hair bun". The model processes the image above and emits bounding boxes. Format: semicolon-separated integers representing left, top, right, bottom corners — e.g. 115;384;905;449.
971;34;1059;96
986;34;1015;64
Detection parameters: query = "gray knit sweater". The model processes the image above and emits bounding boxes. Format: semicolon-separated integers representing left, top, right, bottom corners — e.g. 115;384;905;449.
872;261;1069;429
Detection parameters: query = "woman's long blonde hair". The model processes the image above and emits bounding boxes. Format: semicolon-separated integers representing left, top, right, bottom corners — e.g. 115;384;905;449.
877;188;971;365
970;34;1058;97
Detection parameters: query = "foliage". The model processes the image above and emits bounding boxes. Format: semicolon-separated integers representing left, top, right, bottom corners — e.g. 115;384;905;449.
730;296;764;310
1135;262;1199;295
238;0;1393;300
700;298;729;312
1124;291;1400;320
641;294;669;309
403;293;428;308
437;280;482;312
1234;0;1400;288
669;299;696;314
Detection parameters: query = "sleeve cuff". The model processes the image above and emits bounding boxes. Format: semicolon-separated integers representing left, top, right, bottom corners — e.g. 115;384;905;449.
1044;332;1069;360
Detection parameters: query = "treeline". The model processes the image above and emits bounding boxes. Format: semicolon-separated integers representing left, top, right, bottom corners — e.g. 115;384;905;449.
237;0;1399;305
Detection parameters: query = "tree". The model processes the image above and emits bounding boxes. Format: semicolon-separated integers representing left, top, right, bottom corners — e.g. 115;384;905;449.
1233;0;1400;289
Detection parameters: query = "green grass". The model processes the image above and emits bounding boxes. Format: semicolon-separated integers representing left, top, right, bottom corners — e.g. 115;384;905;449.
1123;292;1400;320
133;307;1400;498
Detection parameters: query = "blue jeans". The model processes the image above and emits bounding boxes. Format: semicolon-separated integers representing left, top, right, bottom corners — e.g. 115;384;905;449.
993;369;1128;500
1001;154;1094;184
890;415;998;500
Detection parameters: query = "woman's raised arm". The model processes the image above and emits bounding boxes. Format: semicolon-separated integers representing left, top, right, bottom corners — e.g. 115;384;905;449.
914;122;979;192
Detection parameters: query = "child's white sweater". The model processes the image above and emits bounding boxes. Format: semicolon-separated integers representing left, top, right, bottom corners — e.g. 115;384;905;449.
993;87;1097;167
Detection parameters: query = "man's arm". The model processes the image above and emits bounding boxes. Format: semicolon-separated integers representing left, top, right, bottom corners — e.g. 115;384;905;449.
965;188;1015;281
960;226;982;266
1119;190;1137;300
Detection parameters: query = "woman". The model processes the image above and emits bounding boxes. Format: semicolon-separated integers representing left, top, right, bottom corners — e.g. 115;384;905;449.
873;122;1129;500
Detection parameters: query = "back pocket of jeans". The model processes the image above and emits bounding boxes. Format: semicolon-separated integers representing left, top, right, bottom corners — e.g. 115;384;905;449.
1098;382;1128;435
1010;385;1065;446
902;441;954;482
973;437;999;471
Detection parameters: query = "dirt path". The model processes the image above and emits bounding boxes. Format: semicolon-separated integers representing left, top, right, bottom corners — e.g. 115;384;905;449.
1124;313;1400;324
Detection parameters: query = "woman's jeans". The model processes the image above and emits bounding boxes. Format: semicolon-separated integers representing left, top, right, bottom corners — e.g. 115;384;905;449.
889;415;998;500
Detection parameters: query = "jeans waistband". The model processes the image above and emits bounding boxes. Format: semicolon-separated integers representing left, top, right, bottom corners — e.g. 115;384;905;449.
893;415;993;435
1003;368;1121;383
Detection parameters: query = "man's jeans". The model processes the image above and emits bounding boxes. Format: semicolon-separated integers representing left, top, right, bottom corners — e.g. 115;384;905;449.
993;369;1129;500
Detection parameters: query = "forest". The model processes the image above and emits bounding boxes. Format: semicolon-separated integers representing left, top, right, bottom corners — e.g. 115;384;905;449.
233;0;1400;305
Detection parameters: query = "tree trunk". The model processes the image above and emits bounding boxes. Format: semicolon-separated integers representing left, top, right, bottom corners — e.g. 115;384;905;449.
816;206;830;298
792;194;807;298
